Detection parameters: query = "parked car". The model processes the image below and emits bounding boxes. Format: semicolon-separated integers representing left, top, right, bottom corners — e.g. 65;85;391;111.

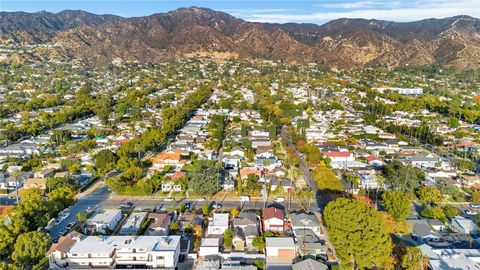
66;222;76;229
274;197;285;203
198;197;206;202
164;197;174;202
470;203;480;208
212;202;222;209
184;202;191;210
120;202;134;208
464;209;477;215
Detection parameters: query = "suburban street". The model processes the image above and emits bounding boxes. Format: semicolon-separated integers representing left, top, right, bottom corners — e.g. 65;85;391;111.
48;181;305;242
280;126;331;210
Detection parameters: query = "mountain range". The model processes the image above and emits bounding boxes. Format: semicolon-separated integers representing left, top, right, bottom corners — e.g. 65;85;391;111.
1;7;479;69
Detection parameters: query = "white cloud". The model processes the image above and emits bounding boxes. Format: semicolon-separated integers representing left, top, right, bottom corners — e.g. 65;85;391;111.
318;1;401;9
242;0;480;23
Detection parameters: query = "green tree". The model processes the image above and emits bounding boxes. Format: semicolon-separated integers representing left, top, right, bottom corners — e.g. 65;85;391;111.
12;232;50;268
442;205;460;218
76;212;88;223
46;177;69;192
93;149;118;176
313;163;343;192
0;226;15;257
382;191;411;220
178;203;186;214
447;117;460;128
188;160;220;196
417;186;442;205
401;246;429;270
324;198;392;269
223;229;234;249
17;189;50;230
252;235;266;251
48;186;76;209
50;129;72;145
382;160;423;192
202;203;210;216
296;187;314;212
169;222;180;234
472;192;480;203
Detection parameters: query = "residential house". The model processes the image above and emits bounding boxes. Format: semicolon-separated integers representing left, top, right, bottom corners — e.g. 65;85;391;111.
24;178;47;190
34;168;56;179
270;178;293;192
292;259;328;270
207;213;229;235
405;153;441;169
289;212;322;235
240;167;262;179
178;213;204;232
199;238;220;257
294;229;327;259
146;213;172;236
427;219;447;232
232;227;246;252
451;216;479;235
322;151;355;162
84;209;122;234
233;211;259;249
408;219;441;245
263;207;284;233
152;149;188;170
265;237;296;269
119;212;147;235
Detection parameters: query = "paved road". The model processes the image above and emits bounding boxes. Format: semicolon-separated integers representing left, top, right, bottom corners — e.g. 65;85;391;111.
104;197;302;212
49;184;111;241
280;126;330;210
49;182;304;242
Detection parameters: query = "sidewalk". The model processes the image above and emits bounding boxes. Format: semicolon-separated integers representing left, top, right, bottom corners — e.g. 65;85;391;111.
75;180;104;199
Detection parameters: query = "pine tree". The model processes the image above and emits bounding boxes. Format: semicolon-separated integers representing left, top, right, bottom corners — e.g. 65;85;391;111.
324;198;392;269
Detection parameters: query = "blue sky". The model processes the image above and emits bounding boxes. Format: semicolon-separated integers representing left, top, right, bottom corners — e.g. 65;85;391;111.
1;0;479;24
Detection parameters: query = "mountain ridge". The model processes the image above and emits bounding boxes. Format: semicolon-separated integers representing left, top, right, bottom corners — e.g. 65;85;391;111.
1;7;479;69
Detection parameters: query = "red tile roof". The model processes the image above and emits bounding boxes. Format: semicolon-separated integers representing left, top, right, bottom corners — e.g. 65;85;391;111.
323;151;351;158
263;207;284;220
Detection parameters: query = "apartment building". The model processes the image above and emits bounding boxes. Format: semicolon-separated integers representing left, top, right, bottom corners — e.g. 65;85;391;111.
49;234;181;269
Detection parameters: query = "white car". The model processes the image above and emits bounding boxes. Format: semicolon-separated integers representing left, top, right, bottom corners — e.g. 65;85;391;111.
164;197;174;202
197;197;206;202
464;209;477;215
274;197;285;203
470;203;480;208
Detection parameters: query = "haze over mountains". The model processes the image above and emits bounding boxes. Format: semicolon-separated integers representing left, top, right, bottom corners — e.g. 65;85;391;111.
1;7;479;69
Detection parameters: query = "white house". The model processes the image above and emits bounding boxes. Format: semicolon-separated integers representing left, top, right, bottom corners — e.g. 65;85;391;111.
119;212;147;235
263;207;284;233
207;213;229;235
452;216;479;235
265;237;296;257
322;151;355;162
84;209;122;234
199;238;220;257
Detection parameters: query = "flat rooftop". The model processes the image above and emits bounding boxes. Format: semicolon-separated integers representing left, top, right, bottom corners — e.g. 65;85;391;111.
87;209;121;225
68;235;181;254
